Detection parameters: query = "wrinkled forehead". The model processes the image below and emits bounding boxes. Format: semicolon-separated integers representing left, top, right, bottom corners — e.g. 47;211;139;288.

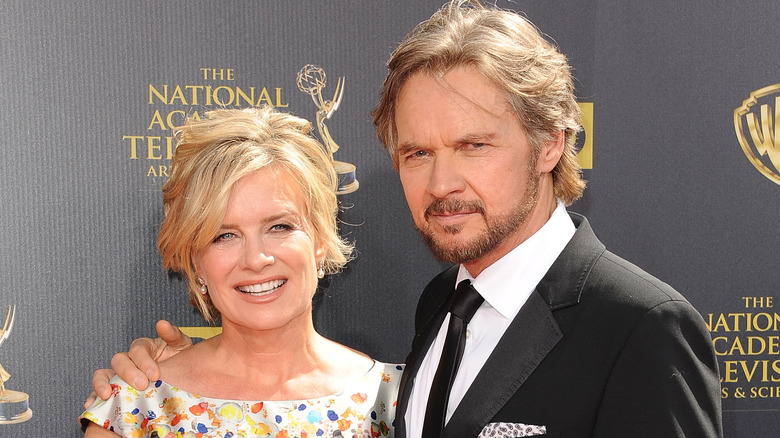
395;68;518;139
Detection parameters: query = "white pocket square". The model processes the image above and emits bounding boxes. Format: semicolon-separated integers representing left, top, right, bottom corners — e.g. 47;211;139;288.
478;422;547;437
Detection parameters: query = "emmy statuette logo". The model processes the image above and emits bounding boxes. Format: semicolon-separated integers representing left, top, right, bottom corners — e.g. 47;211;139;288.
734;84;780;185
0;305;32;424
297;64;358;194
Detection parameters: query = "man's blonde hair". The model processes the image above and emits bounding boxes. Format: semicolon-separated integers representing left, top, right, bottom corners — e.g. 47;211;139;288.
372;0;585;204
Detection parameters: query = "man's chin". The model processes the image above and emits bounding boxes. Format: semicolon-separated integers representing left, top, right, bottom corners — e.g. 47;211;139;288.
422;234;488;265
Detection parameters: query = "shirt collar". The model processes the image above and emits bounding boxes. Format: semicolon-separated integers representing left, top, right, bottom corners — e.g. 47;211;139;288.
456;200;575;319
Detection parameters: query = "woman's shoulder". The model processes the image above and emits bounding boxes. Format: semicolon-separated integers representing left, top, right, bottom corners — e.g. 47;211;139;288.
156;337;215;387
100;375;192;404
340;360;403;403
80;376;191;435
373;361;405;381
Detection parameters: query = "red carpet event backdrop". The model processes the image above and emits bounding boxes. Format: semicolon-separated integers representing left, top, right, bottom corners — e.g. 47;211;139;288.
0;1;777;436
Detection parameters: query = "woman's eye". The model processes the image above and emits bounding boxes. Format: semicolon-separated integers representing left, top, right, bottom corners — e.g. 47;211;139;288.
271;223;293;232
214;232;235;242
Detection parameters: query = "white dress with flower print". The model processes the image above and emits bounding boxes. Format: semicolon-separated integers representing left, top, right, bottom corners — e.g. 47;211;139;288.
80;361;402;438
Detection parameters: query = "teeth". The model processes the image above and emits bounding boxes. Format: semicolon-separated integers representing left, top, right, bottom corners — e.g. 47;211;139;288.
238;279;286;295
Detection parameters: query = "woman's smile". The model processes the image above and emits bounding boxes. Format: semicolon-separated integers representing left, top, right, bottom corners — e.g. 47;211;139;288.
237;279;287;296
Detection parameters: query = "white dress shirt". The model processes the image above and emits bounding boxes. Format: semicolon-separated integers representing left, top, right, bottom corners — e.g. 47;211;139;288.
405;201;576;437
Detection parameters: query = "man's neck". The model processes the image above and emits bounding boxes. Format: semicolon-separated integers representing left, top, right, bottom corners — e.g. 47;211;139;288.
463;194;558;277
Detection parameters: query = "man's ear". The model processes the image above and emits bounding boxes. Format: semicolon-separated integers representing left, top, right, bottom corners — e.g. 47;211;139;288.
538;130;565;173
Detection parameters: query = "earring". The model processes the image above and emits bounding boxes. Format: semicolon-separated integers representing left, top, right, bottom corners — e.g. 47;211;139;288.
317;262;325;279
197;277;207;294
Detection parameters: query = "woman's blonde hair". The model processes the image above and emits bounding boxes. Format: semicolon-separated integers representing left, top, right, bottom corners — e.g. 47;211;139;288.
372;0;585;204
158;106;353;321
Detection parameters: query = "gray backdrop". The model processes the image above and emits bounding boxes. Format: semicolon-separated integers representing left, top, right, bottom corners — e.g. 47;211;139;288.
0;1;777;436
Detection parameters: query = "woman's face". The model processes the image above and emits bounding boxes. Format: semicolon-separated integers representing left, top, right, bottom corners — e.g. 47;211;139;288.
193;166;325;332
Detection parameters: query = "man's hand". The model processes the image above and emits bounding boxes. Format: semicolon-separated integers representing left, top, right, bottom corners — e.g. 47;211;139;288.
84;320;192;408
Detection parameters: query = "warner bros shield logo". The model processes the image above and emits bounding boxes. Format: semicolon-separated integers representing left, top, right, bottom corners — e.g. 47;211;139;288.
734;83;780;185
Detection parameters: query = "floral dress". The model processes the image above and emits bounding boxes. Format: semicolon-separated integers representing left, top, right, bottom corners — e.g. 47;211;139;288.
80;361;402;438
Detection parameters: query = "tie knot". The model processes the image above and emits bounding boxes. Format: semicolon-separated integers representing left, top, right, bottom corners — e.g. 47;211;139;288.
449;280;484;323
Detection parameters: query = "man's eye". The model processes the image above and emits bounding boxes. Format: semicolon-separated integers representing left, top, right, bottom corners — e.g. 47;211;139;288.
405;150;428;159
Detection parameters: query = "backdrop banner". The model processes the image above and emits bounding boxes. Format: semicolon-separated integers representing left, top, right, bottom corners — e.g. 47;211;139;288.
0;1;777;436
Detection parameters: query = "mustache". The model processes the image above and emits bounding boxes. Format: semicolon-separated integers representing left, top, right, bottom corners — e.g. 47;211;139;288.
424;198;485;220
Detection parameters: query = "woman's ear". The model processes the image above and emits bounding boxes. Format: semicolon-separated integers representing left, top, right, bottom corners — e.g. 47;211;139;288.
315;245;326;265
192;254;203;281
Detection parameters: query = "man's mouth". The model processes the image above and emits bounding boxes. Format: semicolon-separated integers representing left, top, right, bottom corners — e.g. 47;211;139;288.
237;279;286;296
425;198;484;222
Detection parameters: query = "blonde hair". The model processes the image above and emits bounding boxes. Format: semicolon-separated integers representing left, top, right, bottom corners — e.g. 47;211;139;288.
372;0;585;204
158;106;353;321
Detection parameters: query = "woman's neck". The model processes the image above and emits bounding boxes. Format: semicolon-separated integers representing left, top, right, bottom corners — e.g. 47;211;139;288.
159;318;372;401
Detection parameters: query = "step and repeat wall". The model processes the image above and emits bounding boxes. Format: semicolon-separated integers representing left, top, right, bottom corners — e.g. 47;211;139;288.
0;1;777;436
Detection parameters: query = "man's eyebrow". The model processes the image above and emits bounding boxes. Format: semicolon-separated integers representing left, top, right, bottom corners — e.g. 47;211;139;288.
454;132;496;144
397;141;419;155
396;132;498;156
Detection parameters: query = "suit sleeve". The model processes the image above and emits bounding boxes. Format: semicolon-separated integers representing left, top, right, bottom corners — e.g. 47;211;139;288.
593;299;723;438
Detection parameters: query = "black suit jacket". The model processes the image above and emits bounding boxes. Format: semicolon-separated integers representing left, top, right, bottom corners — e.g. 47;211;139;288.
396;213;722;437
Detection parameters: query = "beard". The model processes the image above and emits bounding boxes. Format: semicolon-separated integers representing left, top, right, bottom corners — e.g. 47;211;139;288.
416;161;541;265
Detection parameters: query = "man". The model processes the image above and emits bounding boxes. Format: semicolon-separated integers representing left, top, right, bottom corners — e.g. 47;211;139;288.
91;1;722;436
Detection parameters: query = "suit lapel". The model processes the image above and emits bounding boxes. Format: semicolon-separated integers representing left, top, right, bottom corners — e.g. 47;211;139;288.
396;214;605;437
396;305;447;429
443;290;562;437
395;268;458;436
441;213;605;436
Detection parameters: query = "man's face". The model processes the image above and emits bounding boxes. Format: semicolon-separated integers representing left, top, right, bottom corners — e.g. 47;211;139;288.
394;66;555;275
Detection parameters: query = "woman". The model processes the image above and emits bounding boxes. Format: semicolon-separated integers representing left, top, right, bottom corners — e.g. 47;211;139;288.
80;107;400;437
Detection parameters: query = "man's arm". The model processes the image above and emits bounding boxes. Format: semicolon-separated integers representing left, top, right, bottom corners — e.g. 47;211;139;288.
84;320;193;408
84;421;120;437
593;300;723;437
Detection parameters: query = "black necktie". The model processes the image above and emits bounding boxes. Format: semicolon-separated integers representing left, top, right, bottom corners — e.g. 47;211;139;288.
422;280;485;435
